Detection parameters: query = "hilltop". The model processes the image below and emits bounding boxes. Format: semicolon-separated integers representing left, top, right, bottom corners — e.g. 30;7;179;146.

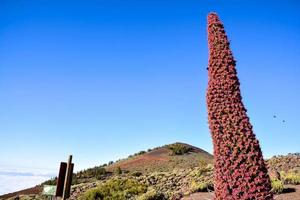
99;142;212;173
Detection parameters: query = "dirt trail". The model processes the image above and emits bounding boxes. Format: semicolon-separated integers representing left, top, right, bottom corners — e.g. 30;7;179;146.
182;185;300;200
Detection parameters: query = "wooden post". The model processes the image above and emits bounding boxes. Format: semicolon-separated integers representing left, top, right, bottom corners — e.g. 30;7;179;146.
56;162;67;197
62;155;73;200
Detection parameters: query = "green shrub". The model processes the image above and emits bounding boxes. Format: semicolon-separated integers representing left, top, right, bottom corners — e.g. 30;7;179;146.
95;167;106;180
78;166;107;179
137;188;167;200
137;151;146;155
271;179;284;194
72;174;79;184
199;160;208;169
80;178;147;200
115;166;122;175
190;180;213;193
197;160;212;175
282;172;300;185
82;188;105;200
168;144;192;155
108;161;114;165
132;171;143;177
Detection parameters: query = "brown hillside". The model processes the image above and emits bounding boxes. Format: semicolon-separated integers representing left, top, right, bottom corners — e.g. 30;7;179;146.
0;186;42;200
106;142;214;173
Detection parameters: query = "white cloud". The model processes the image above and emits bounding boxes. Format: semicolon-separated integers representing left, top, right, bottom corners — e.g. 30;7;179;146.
0;166;56;195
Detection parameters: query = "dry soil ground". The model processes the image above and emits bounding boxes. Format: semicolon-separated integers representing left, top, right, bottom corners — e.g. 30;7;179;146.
182;185;300;200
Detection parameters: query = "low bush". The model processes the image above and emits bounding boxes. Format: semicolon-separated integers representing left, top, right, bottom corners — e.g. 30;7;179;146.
271;179;284;194
198;160;213;175
199;160;208;169
72;174;79;184
108;161;114;165
95;167;106;180
282;172;300;185
190;180;214;193
80;178;147;200
77;166;107;179
128;150;147;158
115;167;122;175
132;171;143;177
137;151;146;155
168;144;192;155
137;188;167;200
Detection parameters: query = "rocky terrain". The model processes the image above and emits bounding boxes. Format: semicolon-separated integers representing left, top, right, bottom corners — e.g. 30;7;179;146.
1;143;299;200
266;153;300;173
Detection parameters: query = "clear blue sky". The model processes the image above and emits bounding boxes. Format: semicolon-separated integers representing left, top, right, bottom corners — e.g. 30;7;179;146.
0;0;299;173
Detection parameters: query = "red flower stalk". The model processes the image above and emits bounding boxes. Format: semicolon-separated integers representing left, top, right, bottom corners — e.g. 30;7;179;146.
206;13;273;199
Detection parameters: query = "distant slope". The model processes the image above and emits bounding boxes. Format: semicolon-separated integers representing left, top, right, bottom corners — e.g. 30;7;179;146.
0;186;42;200
106;142;214;173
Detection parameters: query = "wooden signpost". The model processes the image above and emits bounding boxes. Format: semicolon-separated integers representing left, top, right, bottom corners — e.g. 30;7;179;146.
62;155;73;199
55;155;74;200
56;162;67;197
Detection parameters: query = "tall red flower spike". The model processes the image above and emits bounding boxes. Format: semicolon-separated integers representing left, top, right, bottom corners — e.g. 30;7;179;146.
206;13;273;200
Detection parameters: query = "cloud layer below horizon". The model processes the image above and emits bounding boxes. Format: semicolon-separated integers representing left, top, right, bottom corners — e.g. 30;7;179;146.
0;166;56;195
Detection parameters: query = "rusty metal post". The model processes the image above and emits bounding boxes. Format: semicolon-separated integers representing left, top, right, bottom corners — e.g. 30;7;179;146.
62;155;73;200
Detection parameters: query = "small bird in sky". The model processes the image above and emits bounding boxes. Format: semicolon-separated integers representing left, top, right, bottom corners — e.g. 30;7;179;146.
273;115;286;123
